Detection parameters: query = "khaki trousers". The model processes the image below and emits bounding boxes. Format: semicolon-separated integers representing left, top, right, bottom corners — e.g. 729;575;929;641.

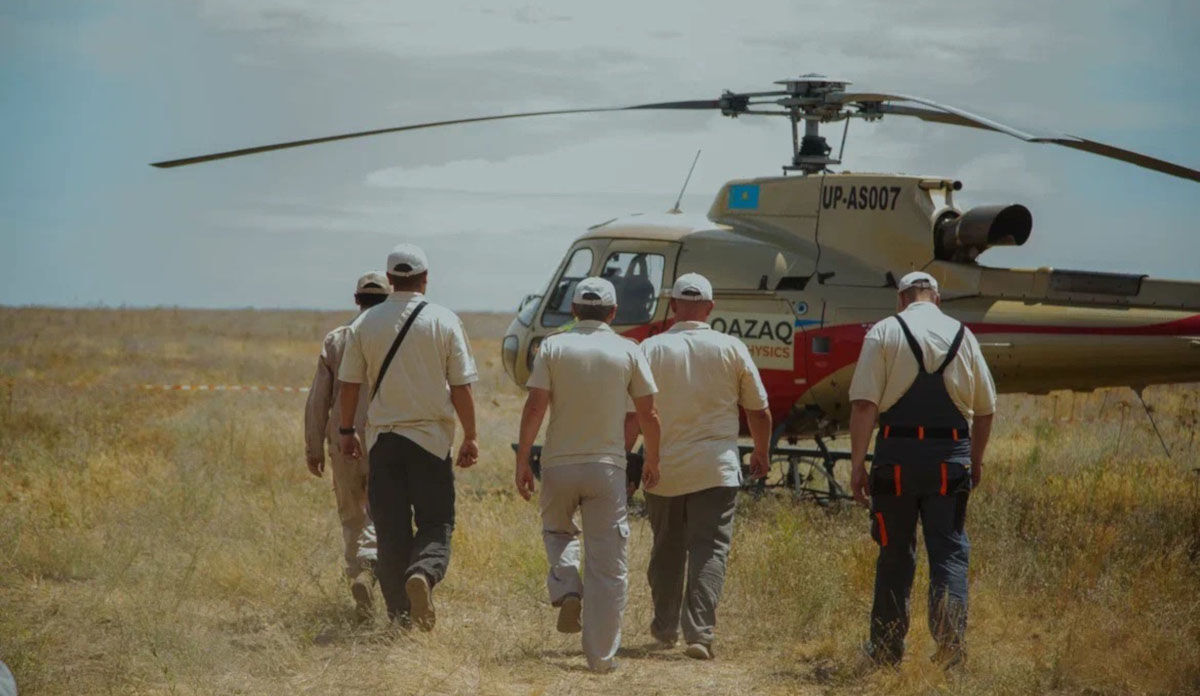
540;462;629;671
329;445;378;577
645;486;738;647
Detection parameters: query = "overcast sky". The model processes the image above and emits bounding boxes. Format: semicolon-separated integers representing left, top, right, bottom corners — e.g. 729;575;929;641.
2;0;1198;311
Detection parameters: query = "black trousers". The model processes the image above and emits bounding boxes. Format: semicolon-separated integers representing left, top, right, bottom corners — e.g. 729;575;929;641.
868;456;971;662
368;433;456;620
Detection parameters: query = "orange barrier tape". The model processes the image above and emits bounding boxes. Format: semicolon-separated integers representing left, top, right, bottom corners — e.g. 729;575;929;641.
138;384;308;393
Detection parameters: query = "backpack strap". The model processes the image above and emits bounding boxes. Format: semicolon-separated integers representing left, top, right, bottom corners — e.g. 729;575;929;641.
893;315;927;374
935;323;967;374
370;301;428;401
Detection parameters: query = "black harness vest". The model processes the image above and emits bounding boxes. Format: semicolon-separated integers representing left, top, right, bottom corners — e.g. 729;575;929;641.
873;314;972;472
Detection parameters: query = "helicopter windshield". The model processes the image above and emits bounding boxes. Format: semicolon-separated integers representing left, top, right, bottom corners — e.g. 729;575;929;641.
603;251;665;325
541;247;595;328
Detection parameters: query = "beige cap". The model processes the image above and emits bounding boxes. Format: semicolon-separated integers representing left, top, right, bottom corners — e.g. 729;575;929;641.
387;243;428;277
671;272;713;301
573;277;617;306
897;271;939;293
355;271;390;295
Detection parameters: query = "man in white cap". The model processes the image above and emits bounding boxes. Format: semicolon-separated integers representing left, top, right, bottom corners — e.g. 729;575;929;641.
337;243;480;631
304;271;389;618
515;276;661;673
635;272;773;660
847;271;996;668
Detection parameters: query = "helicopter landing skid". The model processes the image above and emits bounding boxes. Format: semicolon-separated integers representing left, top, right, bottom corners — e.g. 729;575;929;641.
737;436;862;505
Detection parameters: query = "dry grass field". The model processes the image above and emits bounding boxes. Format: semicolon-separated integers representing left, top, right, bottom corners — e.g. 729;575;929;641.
1;306;1198;695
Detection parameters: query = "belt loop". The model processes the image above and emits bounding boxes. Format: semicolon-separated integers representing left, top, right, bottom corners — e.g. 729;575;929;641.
883;425;891;439
940;462;948;496
918;426;925;440
893;465;902;496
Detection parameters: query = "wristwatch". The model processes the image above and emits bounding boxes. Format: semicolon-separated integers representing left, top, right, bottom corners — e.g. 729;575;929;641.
338;427;356;435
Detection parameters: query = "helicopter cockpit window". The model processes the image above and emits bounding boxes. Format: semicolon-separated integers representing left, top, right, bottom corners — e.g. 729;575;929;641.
602;252;665;325
541;247;595;328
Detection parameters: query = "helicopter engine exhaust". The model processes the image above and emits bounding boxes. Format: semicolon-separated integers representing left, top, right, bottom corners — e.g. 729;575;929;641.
934;204;1032;262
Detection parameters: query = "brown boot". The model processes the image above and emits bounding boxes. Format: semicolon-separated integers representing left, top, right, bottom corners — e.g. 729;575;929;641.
405;573;436;631
350;568;375;622
556;594;582;634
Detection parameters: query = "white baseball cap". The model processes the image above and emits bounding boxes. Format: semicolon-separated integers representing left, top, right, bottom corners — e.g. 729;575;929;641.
572;277;617;306
355;271;390;296
386;243;429;277
671;272;713;301
897;271;939;293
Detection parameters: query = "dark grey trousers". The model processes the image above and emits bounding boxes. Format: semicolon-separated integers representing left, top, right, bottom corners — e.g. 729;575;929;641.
645;486;738;647
368;433;455;621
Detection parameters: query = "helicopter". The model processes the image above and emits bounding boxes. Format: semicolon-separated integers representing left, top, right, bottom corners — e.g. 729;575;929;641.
152;74;1200;501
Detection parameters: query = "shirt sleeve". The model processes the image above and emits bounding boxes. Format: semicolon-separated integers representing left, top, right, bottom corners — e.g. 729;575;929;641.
525;341;552;391
848;324;887;405
443;314;479;386
303;332;336;461
627;347;658;399
967;331;997;417
337;322;367;385
734;341;769;411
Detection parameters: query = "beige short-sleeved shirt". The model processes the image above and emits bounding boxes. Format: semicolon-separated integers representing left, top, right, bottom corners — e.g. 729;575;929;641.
304;323;372;462
639;321;769;497
526;320;657;469
849;301;996;418
339;291;479;459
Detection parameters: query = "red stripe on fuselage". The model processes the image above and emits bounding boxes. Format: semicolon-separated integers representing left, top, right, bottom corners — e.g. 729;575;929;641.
619;313;1200;430
968;313;1200;336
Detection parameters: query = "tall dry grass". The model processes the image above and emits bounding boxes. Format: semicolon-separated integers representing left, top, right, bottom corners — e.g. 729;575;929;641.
1;306;1197;695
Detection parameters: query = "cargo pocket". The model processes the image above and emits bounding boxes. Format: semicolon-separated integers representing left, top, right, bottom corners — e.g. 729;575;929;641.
869;465;898;497
953;491;970;533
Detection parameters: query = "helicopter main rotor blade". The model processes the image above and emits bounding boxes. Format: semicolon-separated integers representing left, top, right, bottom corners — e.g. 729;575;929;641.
149;100;720;169
839;92;1200;183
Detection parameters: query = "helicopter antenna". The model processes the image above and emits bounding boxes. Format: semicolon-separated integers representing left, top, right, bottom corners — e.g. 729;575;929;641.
668;149;702;214
837;118;850;163
1135;388;1172;458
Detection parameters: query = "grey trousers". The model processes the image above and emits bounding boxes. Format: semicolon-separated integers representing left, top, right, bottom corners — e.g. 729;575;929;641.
540;462;629;671
645;486;738;647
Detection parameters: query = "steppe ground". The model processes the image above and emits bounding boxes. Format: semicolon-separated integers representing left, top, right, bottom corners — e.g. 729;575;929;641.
1;306;1198;696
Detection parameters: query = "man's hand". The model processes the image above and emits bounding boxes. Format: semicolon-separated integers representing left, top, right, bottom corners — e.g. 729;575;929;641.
456;437;479;469
971;460;983;489
850;464;870;508
847;400;878;509
306;456;324;477
642;455;660;490
515;458;536;501
340;433;363;460
749;450;770;480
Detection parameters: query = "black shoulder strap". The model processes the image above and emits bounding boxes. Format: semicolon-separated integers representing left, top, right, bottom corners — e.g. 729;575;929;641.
935;323;967;374
371;301;428;401
893;315;927;373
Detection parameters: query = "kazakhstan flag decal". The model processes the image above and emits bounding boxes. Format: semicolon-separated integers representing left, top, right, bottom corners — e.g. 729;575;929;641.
728;184;760;210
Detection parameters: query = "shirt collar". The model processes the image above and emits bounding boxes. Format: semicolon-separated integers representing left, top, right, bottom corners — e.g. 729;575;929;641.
387;290;424;304
903;301;938;312
669;320;711;332
573;320;613;332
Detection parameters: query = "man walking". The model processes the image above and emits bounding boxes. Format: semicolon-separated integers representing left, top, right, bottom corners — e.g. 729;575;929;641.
338;243;480;631
848;271;996;668
304;271;389;618
637;273;773;660
515;277;661;673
